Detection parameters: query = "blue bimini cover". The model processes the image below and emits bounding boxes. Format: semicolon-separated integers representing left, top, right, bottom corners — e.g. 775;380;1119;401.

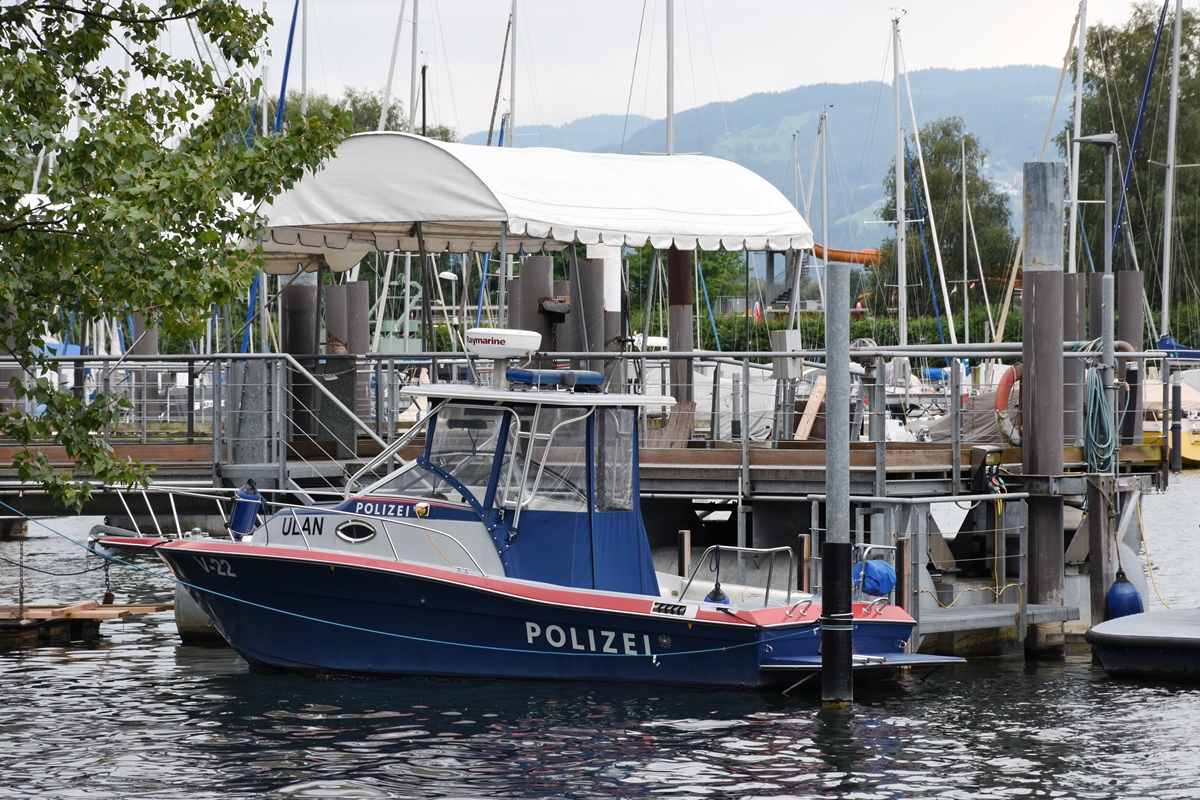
589;508;659;595
852;560;897;597
498;508;658;596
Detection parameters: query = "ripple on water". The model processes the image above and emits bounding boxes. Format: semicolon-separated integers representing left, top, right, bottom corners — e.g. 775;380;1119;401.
6;518;1200;798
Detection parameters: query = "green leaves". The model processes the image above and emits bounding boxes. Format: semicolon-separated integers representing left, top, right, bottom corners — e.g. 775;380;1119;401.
1065;1;1200;341
1;0;347;510
0;377;148;512
873;116;1017;323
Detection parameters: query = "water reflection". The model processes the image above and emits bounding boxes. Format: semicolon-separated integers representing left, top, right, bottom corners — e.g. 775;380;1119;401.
4;516;1200;798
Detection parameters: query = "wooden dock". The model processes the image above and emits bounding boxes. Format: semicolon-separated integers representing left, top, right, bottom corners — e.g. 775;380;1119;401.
0;602;172;647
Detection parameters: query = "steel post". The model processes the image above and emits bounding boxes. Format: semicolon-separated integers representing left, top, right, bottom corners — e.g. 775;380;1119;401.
822;259;852;705
1063;274;1086;445
1021;161;1066;655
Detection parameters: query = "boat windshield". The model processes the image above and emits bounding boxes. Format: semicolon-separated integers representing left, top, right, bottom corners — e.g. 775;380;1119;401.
361;402;636;515
365;404;507;505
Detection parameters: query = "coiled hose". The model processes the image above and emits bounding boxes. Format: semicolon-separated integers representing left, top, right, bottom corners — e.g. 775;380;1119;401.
1084;366;1116;473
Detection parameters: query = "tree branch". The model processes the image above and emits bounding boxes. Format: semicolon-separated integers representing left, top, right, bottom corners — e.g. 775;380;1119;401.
35;1;206;26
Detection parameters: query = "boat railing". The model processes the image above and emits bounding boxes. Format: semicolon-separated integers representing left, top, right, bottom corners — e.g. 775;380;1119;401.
852;542;897;604
679;545;795;608
377;515;489;575
344;397;448;494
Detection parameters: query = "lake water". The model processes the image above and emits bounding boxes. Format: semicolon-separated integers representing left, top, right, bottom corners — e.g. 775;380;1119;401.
2;475;1199;799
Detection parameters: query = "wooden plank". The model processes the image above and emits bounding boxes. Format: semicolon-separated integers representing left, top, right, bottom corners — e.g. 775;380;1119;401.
20;602;169;620
19;609;56;619
794;375;826;441
641;443;959;471
68;609;133;620
647;401;696;447
0;442;212;468
50;602;98;617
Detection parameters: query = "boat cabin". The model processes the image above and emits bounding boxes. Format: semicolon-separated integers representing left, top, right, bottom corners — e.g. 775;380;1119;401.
256;369;668;597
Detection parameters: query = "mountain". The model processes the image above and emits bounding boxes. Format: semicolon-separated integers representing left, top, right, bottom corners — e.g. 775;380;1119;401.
463;66;1069;251
461;113;653;151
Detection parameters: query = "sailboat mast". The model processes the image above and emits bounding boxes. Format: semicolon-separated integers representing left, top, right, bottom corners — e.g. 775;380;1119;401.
487;16;511;145
1068;0;1087;274
791;132;799;210
300;0;308;115
409;0;419;131
379;0;408;131
666;0;674;155
1162;0;1182;338
893;17;907;346
509;0;517;147
963;136;969;345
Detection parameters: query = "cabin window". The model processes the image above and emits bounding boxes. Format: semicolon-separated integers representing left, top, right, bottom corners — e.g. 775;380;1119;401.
369;405;503;504
498;405;589;512
424;405;507;504
495;406;534;508
364;461;457;502
595;408;635;511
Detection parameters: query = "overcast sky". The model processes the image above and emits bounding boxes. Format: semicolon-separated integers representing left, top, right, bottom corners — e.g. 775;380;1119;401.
251;0;1140;139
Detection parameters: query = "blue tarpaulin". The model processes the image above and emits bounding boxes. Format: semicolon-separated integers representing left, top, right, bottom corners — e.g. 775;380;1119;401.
853;560;897;597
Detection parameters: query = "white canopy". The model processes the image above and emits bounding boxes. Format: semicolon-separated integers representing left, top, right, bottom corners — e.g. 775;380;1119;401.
250;132;813;274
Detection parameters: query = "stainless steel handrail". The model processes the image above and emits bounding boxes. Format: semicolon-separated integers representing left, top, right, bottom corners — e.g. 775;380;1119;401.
679;544;795;607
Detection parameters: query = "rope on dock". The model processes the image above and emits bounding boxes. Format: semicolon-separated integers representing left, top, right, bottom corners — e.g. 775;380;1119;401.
918;583;1026;627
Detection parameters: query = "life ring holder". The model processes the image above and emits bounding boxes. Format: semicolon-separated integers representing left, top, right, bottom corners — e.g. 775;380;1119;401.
994;364;1022;446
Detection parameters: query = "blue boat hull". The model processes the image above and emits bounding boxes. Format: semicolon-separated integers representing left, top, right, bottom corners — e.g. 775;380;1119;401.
157;542;925;690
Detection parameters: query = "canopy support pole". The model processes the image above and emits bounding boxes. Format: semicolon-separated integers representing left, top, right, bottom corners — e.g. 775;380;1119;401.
498;223;508;326
416;222;431;353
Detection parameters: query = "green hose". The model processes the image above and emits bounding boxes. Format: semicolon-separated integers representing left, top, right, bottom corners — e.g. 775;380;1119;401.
1084;366;1116;473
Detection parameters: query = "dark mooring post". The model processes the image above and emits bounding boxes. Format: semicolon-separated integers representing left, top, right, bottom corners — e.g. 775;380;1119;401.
1087;473;1117;627
1172;374;1183;472
666;244;694;403
1118;270;1145;444
1022;161;1066;656
822;259;853;705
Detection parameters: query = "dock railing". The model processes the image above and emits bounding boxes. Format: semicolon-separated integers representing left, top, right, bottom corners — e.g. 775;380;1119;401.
0;343;1173;501
806;490;1032;645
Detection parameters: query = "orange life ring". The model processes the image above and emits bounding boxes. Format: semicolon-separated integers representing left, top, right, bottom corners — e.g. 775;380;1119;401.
994;364;1022;446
